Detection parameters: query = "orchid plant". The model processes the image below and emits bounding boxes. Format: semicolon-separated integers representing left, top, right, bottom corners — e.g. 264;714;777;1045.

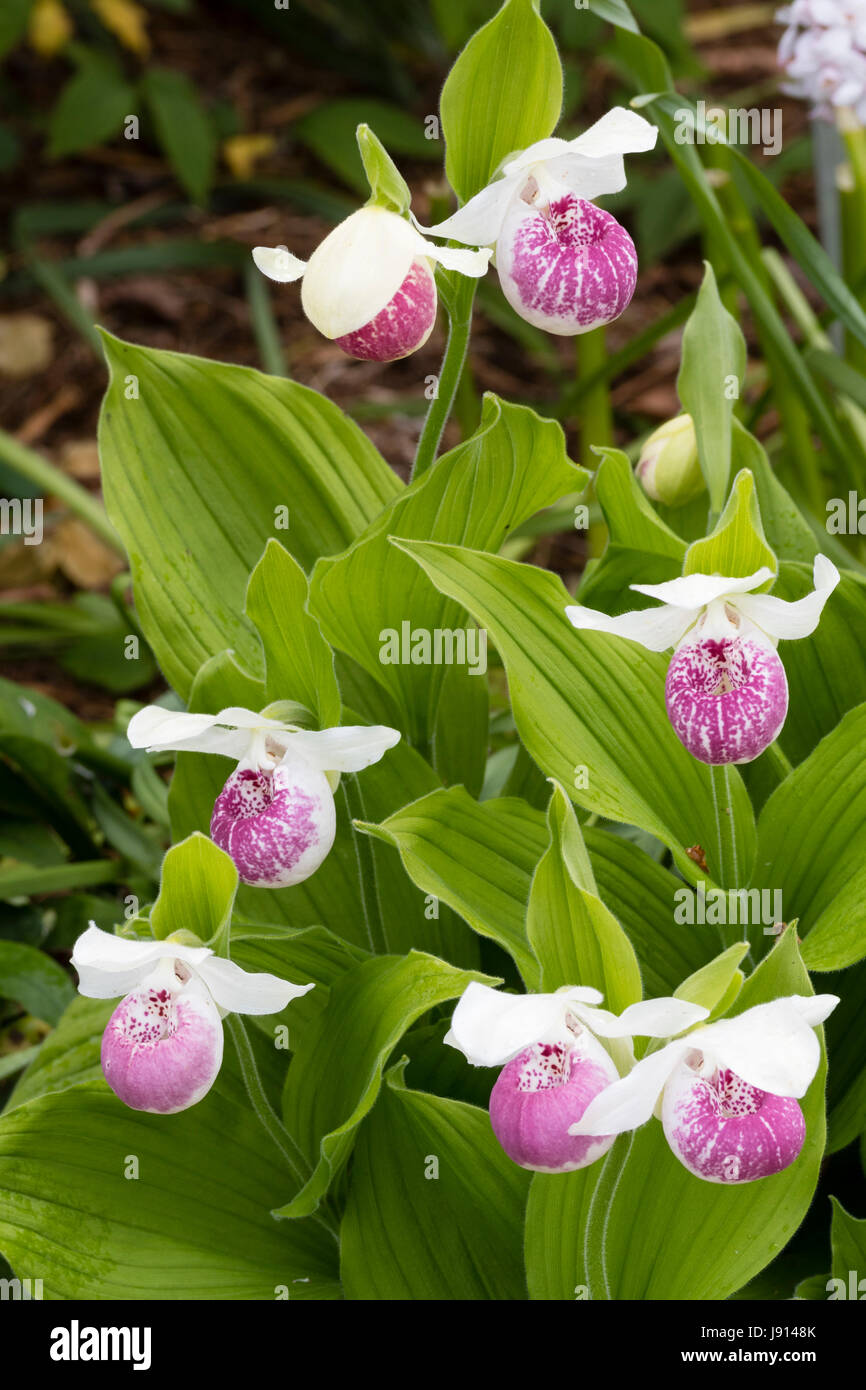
0;0;865;1307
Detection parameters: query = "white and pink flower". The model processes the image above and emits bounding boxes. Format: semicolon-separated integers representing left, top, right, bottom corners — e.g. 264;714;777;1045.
252;205;490;361
420;107;658;335
127;705;400;887
445;981;706;1173
777;2;866;124
71;924;312;1114
565;556;840;764
571;994;839;1182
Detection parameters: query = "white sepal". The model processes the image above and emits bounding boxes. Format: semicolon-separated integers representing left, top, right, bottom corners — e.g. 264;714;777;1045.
565;599;697;653
689;994;839;1098
576;996;709;1040
281;723;401;773
196;955;313;1015
733;555;840;641
251;245;307;283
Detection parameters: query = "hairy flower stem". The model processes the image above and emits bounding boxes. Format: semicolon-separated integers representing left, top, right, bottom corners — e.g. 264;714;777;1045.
226;1014;339;1241
412;270;477;481
576;326;614;559
710;762;740;894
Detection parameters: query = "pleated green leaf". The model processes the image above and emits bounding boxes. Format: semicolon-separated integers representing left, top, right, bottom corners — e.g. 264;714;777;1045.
340;1064;530;1300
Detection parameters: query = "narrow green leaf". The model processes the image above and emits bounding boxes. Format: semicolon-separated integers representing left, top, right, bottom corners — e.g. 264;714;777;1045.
142;67;216;204
677;262;746;512
357;124;411;214
685;469;777;579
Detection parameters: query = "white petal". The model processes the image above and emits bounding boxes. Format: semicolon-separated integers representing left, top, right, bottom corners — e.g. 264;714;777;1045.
420;239;492;275
196;956;314;1015
565;600;697;652
569;1038;693;1136
631;567;776;609
126;704;279;758
578;996;709;1039
301;206;419;339
282;724;401;773
444;982;577;1067
71;924;213;999
416;175;523;248
695;995;839;1098
252;245;307;284
560;106;659;161
733;555;840;642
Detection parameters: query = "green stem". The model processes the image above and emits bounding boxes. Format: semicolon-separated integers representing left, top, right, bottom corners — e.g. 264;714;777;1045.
839;116;866;374
225;1014;339;1242
575;326;613;560
709;763;740;892
0;427;125;556
412;272;476;481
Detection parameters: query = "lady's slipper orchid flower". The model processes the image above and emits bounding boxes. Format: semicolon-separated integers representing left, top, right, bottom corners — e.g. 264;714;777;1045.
570;994;839;1183
566;556;840;764
127;705;401;888
445;981;707;1173
72;924;312;1114
252;206;491;361
420;108;658;335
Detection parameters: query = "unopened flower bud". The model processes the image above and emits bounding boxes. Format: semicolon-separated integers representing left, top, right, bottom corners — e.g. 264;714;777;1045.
635;415;704;507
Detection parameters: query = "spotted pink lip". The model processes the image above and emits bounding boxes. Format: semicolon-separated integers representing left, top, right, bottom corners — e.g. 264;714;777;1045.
662;1061;806;1183
665;634;789;764
489;1037;617;1173
101;975;223;1114
210;760;336;888
497;193;638;335
335;258;437;361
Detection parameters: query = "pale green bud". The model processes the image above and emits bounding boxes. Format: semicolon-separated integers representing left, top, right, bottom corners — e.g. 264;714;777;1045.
635;414;705;507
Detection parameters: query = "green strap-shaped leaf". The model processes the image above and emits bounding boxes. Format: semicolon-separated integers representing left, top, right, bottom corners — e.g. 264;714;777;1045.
440;0;562;203
98;334;400;701
141;67;217;205
340;1064;530;1300
823;958;866;1153
395;540;756;887
527;783;641;1010
245;539;341;726
755;705;866;970
525;927;828;1299
677;262;746;514
276;951;494;1220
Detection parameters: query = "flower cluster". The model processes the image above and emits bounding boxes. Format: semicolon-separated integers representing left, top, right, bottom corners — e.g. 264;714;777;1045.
253;107;657;360
777;1;866;124
447;981;838;1184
